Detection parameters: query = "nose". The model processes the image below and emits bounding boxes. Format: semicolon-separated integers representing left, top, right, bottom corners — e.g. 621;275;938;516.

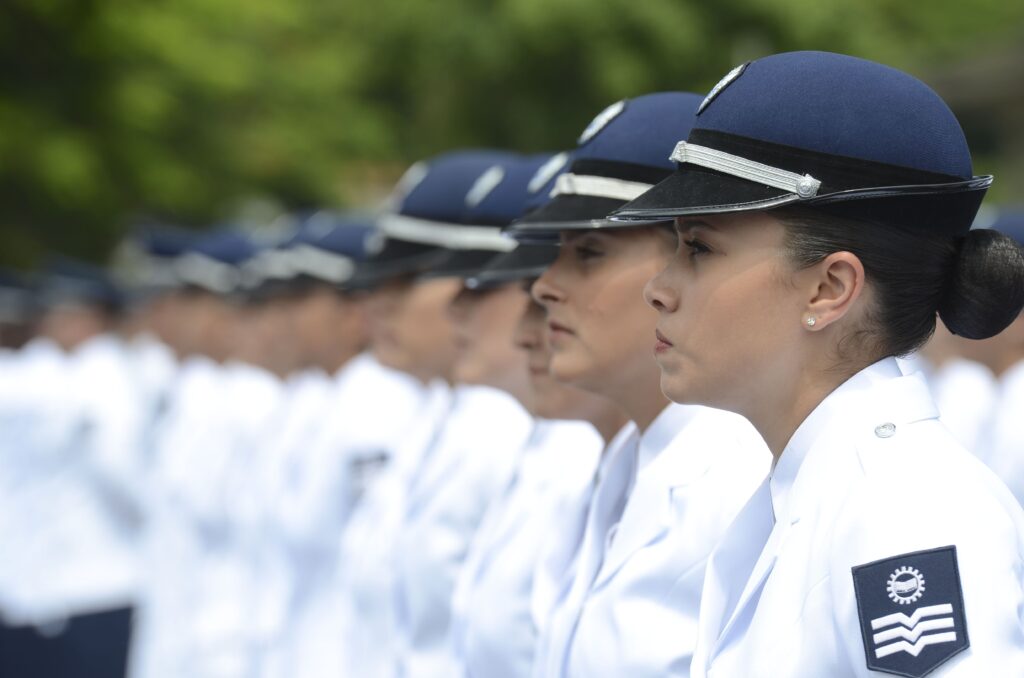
513;301;545;351
643;262;678;313
531;267;564;308
448;286;474;322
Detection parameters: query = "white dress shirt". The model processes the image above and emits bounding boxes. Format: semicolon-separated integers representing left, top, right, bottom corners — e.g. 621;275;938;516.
692;358;1024;678
559;404;769;677
392;385;534;678
448;419;604;678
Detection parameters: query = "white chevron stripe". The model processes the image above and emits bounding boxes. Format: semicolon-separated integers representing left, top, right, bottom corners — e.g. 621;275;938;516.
873;617;954;645
875;632;958;659
871;604;954;630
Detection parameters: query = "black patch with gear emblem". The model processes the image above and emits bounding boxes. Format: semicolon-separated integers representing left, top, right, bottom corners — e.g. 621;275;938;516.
852;545;968;677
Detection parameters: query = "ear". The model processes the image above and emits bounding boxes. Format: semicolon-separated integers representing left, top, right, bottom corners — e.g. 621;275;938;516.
802;251;866;331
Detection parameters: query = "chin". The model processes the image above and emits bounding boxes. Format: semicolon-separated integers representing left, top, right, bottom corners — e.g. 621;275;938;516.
548;352;594;389
659;371;701;405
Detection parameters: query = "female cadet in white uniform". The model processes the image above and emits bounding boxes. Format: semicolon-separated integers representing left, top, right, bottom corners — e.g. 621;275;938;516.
332;150;537;678
620;51;1024;678
504;92;769;678
438;155;620;678
328;230;460;678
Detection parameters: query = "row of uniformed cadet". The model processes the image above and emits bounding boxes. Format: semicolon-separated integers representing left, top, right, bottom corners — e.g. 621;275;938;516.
1;50;1023;678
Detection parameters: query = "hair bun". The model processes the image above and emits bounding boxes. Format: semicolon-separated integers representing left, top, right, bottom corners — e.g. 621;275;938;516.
938;228;1024;339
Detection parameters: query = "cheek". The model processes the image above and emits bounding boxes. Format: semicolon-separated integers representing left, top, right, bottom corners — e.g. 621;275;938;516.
672;264;794;385
576;264;662;365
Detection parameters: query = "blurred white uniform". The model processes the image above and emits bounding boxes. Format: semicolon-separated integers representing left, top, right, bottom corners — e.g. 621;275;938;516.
260;354;428;677
537;403;769;678
691;358;1024;678
983;360;1024;506
448;419;603;678
392;385;534;678
530;424;635;639
334;379;454;678
0;335;147;626
131;357;284;678
928;358;998;455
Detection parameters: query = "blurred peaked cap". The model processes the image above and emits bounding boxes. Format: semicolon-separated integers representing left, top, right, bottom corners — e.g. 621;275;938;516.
614;51;991;236
389;149;520;224
0;267;35;322
174;229;256;294
420;153;564;280
463;153;568;227
344;239;449;290
190;229;257;265
506;91;704;240
379;149;521;256
464;244;559;290
292;211;384;260
39;255;124;311
275;212;385;287
133;223;200;259
522;151;572;213
987;207;1024;248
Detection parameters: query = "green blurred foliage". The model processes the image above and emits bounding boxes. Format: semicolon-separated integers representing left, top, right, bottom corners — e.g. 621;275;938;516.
1;0;1022;267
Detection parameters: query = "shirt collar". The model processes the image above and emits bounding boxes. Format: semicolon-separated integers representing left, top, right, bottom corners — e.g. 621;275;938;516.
770;357;903;522
637;403;701;471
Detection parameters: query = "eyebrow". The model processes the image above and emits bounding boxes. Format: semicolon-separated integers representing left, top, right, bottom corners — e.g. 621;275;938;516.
674;218;716;237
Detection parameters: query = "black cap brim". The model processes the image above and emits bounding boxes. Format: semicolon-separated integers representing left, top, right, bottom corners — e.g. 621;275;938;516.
465;244;558;289
611;164;797;221
505;194;666;242
346;239;449;289
418;249;504;280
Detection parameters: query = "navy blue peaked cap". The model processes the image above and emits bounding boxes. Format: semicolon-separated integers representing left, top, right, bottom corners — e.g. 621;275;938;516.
427;153;561;279
38;256;124;312
136;224;198;259
614;52;991;236
0;268;33;322
242;213;384;295
128;223;200;292
286;212;384;287
506;91;705;242
175;229;256;294
364;149;517;286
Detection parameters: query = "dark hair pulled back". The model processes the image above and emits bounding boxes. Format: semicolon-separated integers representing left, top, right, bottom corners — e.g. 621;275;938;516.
777;206;1024;359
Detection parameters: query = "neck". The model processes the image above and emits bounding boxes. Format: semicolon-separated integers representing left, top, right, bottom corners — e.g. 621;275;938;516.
589;405;631;444
743;362;863;460
612;379;670;433
994;351;1024;378
325;345;362;375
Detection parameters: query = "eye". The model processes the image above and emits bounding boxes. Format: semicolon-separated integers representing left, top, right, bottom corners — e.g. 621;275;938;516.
571;240;604;261
683;238;711;259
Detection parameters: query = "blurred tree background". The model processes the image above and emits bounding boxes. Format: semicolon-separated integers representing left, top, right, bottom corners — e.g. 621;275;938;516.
2;0;1023;268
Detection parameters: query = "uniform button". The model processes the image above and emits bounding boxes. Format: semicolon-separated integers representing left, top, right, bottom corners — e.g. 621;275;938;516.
874;422;896;438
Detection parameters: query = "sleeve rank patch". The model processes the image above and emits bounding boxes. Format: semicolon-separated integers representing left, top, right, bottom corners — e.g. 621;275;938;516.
852;545;969;677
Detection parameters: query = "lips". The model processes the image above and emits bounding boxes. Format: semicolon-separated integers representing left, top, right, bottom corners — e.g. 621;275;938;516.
527;361;551;376
654;328;673;354
548;320;574;336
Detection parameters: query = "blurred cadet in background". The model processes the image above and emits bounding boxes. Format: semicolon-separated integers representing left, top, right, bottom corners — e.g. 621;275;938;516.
445;153;628;678
34;257;125;352
0;269;36;351
978;210;1024;506
507;92;770;677
363;149;539;678
0;258;142;678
